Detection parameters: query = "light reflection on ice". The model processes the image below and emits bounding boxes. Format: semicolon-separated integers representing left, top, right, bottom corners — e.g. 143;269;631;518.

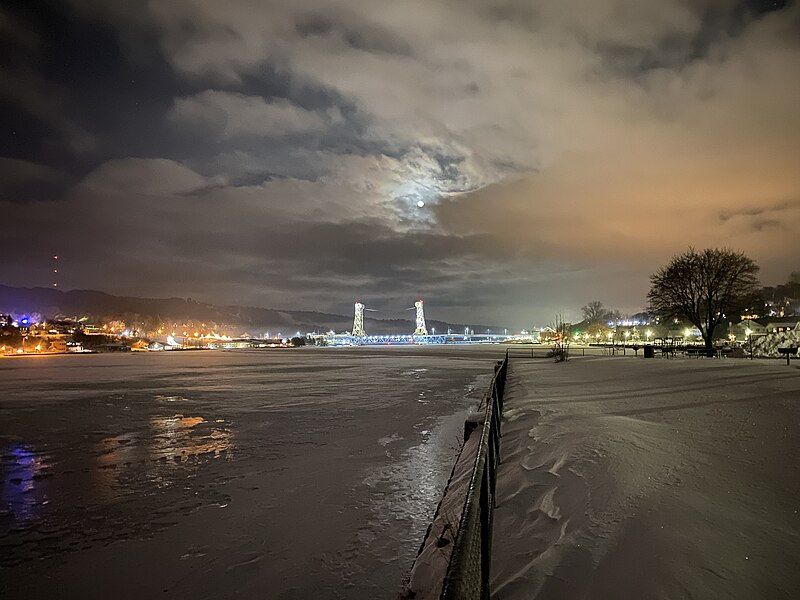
148;415;233;462
362;417;451;548
92;416;234;492
1;444;48;524
95;415;234;469
154;395;191;403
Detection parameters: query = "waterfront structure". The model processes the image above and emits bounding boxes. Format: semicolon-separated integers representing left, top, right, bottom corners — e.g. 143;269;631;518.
352;302;366;336
413;300;428;336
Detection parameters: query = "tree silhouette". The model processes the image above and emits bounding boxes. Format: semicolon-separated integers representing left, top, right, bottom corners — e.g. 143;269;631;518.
581;301;609;323
648;248;760;355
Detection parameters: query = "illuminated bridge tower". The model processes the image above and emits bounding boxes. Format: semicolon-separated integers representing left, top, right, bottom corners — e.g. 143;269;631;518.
413;300;428;336
352;302;366;337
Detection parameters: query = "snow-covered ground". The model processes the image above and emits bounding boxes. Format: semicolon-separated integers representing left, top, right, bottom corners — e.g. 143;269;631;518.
0;346;505;599
492;356;800;599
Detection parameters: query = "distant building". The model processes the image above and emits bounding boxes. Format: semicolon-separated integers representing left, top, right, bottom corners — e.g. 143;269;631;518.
48;339;68;353
44;319;81;335
731;320;767;342
22;335;68;354
764;319;800;334
538;326;557;342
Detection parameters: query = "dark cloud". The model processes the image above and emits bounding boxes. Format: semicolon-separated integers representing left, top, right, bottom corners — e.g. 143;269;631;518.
0;0;798;326
0;158;76;202
718;199;800;221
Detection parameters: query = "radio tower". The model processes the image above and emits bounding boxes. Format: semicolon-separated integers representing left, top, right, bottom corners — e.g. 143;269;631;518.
51;254;60;288
352;301;366;336
413;300;428;336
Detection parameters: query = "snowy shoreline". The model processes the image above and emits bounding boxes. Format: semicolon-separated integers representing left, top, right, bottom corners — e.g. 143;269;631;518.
491;356;800;599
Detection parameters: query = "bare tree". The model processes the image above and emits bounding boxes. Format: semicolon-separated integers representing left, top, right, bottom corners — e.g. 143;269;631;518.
581;301;608;323
551;313;571;362
648;248;760;356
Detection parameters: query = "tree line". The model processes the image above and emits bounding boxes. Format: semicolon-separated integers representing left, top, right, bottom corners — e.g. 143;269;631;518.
580;247;773;356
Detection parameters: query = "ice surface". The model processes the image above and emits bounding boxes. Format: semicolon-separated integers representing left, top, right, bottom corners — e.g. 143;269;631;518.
0;346;505;599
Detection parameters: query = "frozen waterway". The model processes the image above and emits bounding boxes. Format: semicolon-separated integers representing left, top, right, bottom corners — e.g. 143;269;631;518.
0;345;505;599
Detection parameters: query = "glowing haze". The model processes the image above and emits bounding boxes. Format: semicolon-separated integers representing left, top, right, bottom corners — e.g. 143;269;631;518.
1;1;797;326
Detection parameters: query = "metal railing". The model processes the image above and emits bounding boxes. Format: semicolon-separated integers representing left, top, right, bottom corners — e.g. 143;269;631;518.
402;358;508;600
440;357;506;600
504;345;612;359
504;343;666;359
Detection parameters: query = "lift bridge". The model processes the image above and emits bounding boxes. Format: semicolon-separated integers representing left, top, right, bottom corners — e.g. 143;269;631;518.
324;300;513;346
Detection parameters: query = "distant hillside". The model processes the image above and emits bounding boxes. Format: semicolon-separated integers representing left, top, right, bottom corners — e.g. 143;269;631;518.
0;285;498;335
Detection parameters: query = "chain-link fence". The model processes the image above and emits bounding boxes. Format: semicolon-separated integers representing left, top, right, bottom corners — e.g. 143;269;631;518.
401;358;508;600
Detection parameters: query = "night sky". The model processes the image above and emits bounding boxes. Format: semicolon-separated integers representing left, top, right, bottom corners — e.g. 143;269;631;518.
1;1;798;326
